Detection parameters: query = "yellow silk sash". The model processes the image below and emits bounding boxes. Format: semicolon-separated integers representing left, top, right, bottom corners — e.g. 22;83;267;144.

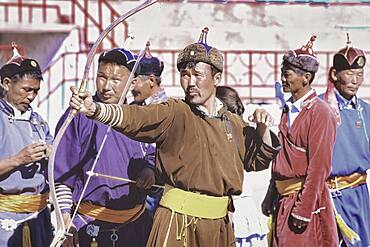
159;185;229;219
0;193;49;213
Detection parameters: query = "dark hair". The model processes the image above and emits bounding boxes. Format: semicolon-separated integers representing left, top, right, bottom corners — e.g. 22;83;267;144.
98;60;129;70
282;61;315;84
210;64;221;77
9;70;43;84
1;70;43;84
216;86;245;116
137;74;162;85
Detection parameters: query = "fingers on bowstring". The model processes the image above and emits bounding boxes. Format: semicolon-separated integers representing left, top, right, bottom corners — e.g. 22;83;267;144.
70;86;78;94
69;97;82;110
70;85;91;99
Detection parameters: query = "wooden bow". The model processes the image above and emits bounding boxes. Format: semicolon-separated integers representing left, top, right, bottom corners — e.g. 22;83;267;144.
48;1;158;246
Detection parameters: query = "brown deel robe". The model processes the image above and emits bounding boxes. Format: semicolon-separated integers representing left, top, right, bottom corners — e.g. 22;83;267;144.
102;98;279;247
271;92;339;247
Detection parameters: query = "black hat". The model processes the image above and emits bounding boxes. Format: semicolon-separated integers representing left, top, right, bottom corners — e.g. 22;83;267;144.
333;33;366;72
0;43;42;81
136;41;164;77
177;27;223;72
282;35;319;73
98;48;137;71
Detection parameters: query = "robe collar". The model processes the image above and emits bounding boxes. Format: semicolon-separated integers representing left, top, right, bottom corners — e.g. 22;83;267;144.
196;97;225;117
286;89;316;112
0;98;33;121
285;89;316;113
333;88;358;110
144;87;168;105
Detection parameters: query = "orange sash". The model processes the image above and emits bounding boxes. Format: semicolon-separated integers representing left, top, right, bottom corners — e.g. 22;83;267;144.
78;202;145;224
275;178;305;196
327;173;367;191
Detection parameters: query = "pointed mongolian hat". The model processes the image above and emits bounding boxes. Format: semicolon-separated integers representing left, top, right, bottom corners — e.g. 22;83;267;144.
282;35;320;73
0;42;42;81
333;33;366;71
177;27;223;72
136;41;164;77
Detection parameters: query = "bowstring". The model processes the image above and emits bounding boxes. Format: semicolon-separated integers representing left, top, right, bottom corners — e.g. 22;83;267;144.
66;18;158;235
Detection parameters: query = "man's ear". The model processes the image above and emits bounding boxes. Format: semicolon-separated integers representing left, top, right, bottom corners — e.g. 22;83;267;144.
303;72;312;86
214;72;222;86
330;68;338;82
149;75;156;87
2;77;11;91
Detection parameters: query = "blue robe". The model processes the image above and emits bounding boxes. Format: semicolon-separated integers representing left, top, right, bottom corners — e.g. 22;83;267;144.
320;92;370;247
54;104;154;247
0;98;53;246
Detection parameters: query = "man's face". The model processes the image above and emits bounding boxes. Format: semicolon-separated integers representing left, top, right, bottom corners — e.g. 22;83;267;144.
3;75;41;112
334;68;364;100
180;62;220;106
96;62;131;104
131;75;153;103
280;67;307;95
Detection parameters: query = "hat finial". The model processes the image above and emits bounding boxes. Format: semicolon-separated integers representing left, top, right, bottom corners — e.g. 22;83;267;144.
11;41;17;49
9;42;21;63
301;35;317;55
198;27;209;44
144;41;152;58
344;33;353;57
346;33;352;47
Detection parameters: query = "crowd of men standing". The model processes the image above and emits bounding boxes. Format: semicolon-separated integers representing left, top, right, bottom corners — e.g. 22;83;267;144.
0;27;369;247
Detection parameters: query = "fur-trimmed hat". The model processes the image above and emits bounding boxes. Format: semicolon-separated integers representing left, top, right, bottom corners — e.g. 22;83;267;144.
333;33;366;72
98;48;137;72
136;41;164;77
0;43;42;81
177;27;223;72
282;35;319;73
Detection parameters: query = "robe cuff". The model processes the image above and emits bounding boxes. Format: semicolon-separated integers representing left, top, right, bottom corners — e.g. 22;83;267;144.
261;131;280;156
247;131;280;172
61;208;72;215
92;101;101;118
92;102;123;127
291;202;313;222
55;183;73;215
291;212;311;222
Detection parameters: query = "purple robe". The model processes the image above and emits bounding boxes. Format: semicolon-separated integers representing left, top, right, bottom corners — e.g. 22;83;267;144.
54;107;154;246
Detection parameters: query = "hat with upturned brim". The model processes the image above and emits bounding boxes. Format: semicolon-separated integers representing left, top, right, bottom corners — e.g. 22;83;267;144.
98;48;137;72
0;42;42;81
282;35;320;73
136;41;164;77
177;27;223;72
333;33;366;72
